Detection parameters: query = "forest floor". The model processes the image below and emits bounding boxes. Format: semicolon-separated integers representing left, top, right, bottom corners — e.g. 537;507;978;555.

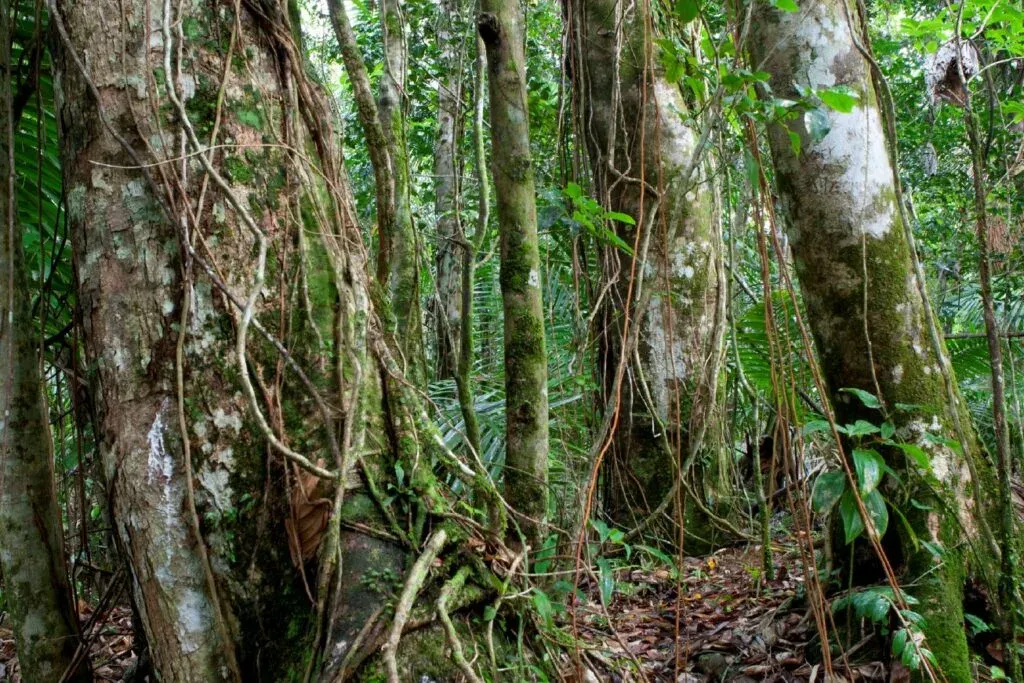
571;535;1008;682
570;537;865;682
0;535;1010;682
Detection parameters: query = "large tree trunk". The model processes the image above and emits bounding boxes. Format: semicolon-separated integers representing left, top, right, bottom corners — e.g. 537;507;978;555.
566;0;726;548
749;1;1004;678
478;1;550;548
0;0;86;677
52;0;480;679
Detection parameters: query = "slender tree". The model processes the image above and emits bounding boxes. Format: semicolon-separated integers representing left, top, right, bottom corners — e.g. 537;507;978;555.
433;0;466;378
566;0;726;547
327;0;425;384
478;0;550;547
0;0;87;677
750;1;1010;677
377;0;426;383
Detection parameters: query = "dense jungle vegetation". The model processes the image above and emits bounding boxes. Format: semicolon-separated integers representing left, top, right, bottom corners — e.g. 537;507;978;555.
1;0;1024;680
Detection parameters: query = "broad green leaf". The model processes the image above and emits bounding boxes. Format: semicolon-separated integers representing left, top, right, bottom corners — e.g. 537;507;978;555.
852;448;884;495
839;490;864;544
818;86;860;114
771;0;799;12
532;589;554;623
603;210;636;226
894;442;930;470
864;489;889;538
812;471;847;513
787;129;802;156
802;419;831;436
674;0;699;23
844;420;881;437
840;387;881;409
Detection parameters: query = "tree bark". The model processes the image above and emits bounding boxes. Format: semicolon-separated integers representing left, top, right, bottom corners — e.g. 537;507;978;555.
566;0;726;547
478;3;549;548
0;1;87;678
749;1;1004;678
433;0;465;378
377;0;426;384
51;0;467;679
327;0;425;386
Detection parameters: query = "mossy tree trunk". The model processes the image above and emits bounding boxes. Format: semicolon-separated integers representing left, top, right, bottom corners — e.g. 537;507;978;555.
327;0;424;386
433;0;465;378
53;0;480;680
0;0;87;675
478;3;549;548
750;1;1006;678
377;0;426;384
566;0;726;548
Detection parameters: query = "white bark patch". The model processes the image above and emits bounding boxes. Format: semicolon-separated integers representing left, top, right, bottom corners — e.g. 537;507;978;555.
652;79;695;171
781;4;896;241
212;407;242;434
91;168;114;193
177;587;212;655
816;105;894;239
892;364;904;383
199;447;235;513
146;398;178;528
527;269;540;288
645;297;690;420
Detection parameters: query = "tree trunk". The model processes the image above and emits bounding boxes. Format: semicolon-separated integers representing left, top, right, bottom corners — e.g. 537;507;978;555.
433;0;465;378
52;0;476;679
478;3;549;548
566;0;726;548
749;1;1003;678
377;0;426;384
0;1;87;677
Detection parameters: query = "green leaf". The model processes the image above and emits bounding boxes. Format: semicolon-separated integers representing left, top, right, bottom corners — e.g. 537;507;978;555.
787;129;802;156
844;420;881;437
812;471;847;513
639;544;675;568
532;589;554;624
603;210;636;226
771;0;799;12
864;489;889;538
880;421;895;439
839;490;864;544
892;628;908;657
674;0;699;22
483;605;498;621
895;442;930;470
840;387;881;409
818;86;860;114
597;558;615;605
965;613;991;636
852;448;884;495
805;107;831;142
802;419;831;436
